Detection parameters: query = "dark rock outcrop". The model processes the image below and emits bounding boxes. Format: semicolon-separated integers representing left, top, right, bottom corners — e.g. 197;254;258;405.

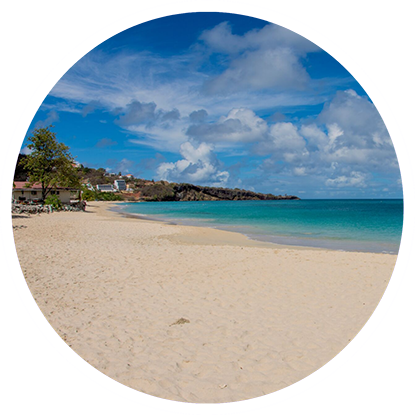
135;181;299;202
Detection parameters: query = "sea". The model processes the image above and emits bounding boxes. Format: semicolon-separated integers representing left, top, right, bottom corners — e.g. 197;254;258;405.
117;199;403;254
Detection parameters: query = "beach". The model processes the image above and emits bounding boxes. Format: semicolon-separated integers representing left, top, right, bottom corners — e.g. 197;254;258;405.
12;202;397;403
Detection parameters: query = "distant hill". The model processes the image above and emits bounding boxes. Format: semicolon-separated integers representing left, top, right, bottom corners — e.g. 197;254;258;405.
14;158;300;201
135;181;299;202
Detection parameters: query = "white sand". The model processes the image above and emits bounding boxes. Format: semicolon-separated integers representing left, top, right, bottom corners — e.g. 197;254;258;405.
12;201;396;403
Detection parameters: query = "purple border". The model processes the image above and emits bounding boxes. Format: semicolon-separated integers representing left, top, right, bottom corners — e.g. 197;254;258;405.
0;3;415;413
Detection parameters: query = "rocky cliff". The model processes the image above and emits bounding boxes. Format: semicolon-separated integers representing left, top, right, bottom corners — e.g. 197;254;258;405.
131;181;299;202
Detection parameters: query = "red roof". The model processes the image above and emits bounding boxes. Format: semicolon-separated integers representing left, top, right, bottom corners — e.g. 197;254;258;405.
14;181;43;189
13;181;77;190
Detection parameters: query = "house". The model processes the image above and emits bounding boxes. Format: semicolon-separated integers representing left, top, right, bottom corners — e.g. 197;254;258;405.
82;179;95;191
124;174;134;179
13;181;78;203
114;179;127;191
96;184;114;192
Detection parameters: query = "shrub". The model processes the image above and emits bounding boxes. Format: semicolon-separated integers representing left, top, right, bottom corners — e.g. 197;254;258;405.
97;192;123;201
81;188;123;201
81;189;97;201
44;194;62;209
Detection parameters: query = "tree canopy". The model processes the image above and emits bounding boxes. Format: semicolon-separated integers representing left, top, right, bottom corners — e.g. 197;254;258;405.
20;126;81;201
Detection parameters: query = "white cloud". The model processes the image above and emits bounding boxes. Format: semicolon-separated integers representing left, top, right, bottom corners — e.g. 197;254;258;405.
269;122;307;152
325;171;367;188
300;123;328;149
199;21;319;55
200;22;319;95
256;90;400;193
327;123;344;145
157;142;229;186
293;167;307;176
187;108;267;144
203;48;310;95
41;23;399;195
318;89;391;149
20;146;32;155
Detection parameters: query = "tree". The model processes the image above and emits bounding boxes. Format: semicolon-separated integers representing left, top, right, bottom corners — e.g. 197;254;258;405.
20;126;81;202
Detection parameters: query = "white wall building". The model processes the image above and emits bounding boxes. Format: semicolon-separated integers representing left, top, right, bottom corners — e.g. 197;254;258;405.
96;184;114;192
114;180;127;191
13;182;78;203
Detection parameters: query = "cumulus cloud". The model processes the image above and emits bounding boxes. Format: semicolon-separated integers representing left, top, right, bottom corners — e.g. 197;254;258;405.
115;100;182;131
255;90;399;192
189;109;208;123
269;122;307;152
203;48;310;95
199;21;319;55
116;101;158;127
200;22;319;95
157;142;229;186
160;108;180;123
325;171;367;188
187;108;267;143
318;89;391;149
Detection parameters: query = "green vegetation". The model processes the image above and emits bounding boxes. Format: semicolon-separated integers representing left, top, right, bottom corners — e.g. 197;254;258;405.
16;144;298;203
81;187;123;201
140;182;176;201
96;192;123;201
80;188;97;201
44;194;62;209
76;166;112;186
19;126;81;202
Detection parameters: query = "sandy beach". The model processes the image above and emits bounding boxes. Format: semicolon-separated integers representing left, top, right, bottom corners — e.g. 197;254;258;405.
12;202;396;403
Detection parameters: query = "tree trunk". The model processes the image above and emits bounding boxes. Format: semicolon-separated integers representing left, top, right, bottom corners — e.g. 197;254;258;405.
42;183;46;203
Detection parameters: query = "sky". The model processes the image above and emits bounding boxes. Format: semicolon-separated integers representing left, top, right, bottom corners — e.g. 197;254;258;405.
21;12;402;199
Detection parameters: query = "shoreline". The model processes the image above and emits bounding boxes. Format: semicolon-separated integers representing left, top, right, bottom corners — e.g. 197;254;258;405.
110;201;399;255
12;201;397;402
107;202;342;254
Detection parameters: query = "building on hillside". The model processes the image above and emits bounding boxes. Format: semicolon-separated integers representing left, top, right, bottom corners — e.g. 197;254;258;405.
124;174;134;179
82;179;95;190
13;181;78;203
103;172;116;177
114;179;127;191
96;184;114;192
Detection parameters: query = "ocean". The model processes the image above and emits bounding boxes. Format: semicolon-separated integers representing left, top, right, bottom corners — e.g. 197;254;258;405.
118;199;403;254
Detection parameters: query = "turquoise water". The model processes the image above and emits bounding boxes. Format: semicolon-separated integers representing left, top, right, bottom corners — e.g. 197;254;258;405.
118;199;403;253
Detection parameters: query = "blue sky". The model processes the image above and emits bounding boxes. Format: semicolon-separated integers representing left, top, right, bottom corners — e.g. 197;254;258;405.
22;12;402;198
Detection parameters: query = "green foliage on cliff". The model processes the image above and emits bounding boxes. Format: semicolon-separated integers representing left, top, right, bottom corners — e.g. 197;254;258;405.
140;182;176;201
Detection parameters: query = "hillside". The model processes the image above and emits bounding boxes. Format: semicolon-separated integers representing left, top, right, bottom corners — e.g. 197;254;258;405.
135;181;299;201
14;159;300;201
